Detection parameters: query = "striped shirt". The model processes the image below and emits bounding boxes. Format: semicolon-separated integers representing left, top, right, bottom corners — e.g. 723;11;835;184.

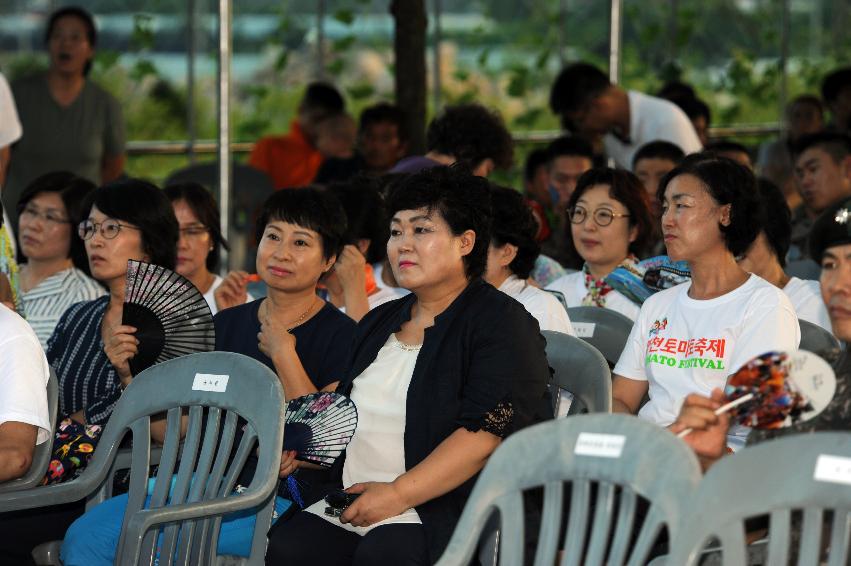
22;267;106;348
47;296;120;425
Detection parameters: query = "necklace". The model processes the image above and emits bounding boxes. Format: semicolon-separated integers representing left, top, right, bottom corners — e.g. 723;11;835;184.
262;297;320;331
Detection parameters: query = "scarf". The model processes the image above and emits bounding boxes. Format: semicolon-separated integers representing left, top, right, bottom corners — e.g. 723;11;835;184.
581;255;639;308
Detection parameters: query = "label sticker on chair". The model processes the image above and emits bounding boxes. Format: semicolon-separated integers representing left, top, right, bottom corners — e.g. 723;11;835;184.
192;373;229;392
573;323;596;338
814;454;851;486
574;432;625;458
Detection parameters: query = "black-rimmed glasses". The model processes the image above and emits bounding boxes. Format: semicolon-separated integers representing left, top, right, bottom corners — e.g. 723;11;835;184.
78;219;141;240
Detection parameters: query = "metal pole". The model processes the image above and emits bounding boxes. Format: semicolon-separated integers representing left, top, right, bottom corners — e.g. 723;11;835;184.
558;0;567;64
608;0;623;84
186;0;197;164
432;0;442;112
217;0;232;270
316;0;326;79
669;0;678;62
779;0;790;117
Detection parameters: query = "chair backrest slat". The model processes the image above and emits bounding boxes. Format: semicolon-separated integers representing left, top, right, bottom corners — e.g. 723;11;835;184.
585;481;617;566
826;511;851;566
799;508;825;564
118;418;153;559
496;491;525;566
148;407;183;508
766;508;791;565
561;479;591;566
607;487;637;565
533;481;564;566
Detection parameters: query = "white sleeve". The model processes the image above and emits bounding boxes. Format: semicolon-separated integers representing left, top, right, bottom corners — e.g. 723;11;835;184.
729;294;801;375
613;306;649;381
0;73;22;148
534;291;575;335
794;291;833;333
0;333;51;444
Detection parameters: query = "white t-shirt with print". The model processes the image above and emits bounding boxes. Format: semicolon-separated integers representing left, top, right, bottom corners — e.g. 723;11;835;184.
0;303;50;444
614;275;800;449
783;277;831;333
499;275;575;335
545;271;641;321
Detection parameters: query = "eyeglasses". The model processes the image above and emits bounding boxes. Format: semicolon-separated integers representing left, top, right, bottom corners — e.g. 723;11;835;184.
20;205;70;226
179;226;209;240
568;205;631;227
78;219;141;240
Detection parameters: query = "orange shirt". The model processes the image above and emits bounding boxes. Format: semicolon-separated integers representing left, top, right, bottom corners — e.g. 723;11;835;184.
248;121;323;189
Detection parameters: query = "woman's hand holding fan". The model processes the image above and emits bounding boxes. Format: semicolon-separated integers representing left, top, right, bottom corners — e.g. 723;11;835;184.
104;323;139;386
670;389;731;462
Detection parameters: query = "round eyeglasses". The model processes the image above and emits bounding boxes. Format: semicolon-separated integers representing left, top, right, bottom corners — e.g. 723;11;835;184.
78;219;141;240
568;206;630;227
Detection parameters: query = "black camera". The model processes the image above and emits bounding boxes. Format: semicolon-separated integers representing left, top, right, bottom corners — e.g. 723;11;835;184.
324;489;360;517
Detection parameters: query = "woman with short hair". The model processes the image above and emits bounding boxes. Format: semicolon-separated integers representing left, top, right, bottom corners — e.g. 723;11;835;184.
612;154;800;452
265;166;552;565
545;168;655;321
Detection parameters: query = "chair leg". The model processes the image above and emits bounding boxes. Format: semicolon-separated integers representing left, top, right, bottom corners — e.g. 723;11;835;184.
31;540;63;566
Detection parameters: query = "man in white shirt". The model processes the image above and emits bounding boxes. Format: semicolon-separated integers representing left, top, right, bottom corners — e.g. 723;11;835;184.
549;62;702;168
0;71;22;254
0;302;51;482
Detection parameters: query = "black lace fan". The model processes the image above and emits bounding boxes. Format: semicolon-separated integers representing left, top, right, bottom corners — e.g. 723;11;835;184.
122;260;215;375
283;392;358;468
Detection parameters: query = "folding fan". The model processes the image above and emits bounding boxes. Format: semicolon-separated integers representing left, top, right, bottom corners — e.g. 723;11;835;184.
283;392;358;468
122;260;215;375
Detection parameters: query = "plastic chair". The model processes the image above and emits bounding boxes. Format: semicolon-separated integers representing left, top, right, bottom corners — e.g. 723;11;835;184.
799;319;840;353
543;330;611;415
666;432;851;566
434;414;703;566
0;351;285;565
0;367;58;493
566;306;634;368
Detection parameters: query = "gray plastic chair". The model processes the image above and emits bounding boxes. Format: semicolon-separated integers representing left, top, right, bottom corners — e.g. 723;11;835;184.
543;330;612;415
666;432;851;566
434;414;702;566
0;367;58;493
0;351;285;565
566;306;634;368
799;319;840;353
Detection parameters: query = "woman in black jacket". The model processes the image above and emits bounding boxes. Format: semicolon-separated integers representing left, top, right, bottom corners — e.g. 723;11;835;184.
266;166;552;565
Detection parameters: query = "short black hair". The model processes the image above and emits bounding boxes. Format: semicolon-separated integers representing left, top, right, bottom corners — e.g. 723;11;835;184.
754;178;792;267
524;149;549;183
676;97;711;124
16;171;96;273
793;132;851;164
546;136;594;165
705;140;750;156
569;167;655;257
384;166;492;280
326;176;387;265
632;141;686;168
657;80;697;103
789;94;824;115
164;182;229;272
549;62;610;119
426;104;514;171
359;102;408;143
45;6;97;76
489;186;540;279
81;179;179;270
302;82;345;116
256;186;347;262
822;67;851;104
659;153;761;257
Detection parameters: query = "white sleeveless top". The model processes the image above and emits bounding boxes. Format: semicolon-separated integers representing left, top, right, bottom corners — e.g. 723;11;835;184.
305;333;422;534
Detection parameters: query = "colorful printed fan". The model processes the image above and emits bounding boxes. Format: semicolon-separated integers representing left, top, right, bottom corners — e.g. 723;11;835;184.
677;350;836;438
122;260;215;375
283;392;358;468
